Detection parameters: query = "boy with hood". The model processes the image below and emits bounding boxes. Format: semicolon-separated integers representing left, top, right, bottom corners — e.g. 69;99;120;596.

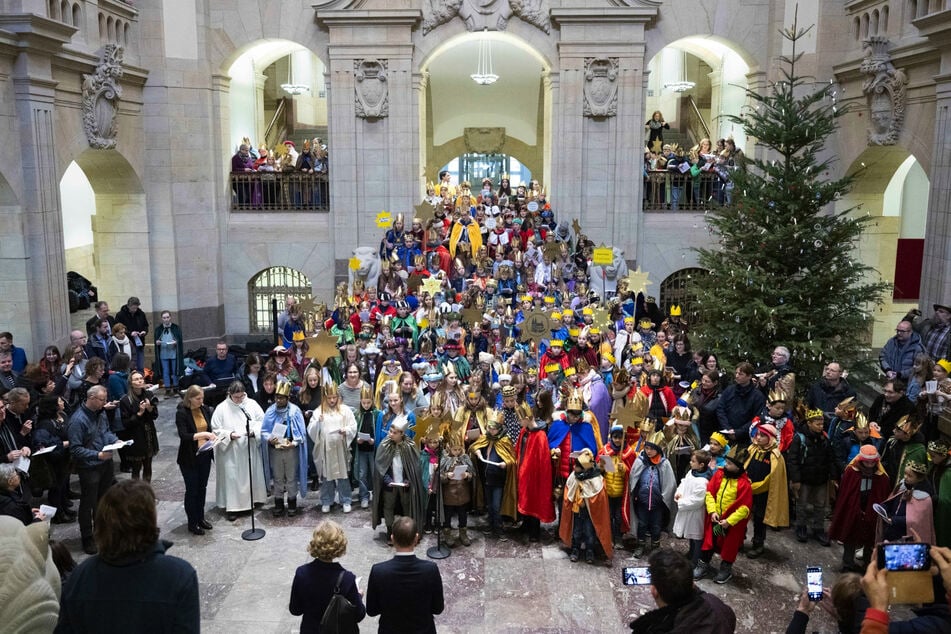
694;450;753;584
829;444;891;572
559;447;613;564
629;430;677;558
743;423;789;559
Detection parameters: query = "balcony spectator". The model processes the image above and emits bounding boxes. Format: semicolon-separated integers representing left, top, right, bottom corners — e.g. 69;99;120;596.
231;142;255;206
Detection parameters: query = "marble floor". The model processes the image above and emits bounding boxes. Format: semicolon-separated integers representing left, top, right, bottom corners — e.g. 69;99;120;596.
49;397;854;633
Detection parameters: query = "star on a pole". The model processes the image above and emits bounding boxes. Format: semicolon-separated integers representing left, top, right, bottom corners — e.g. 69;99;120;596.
622;268;653;295
421;276;443;296
414;200;436;224
309;330;340;366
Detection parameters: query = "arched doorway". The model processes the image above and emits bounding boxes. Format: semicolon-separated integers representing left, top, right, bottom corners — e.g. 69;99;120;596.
421;31;550;189
659;267;708;326
60;150;150;314
248;266;312;335
839;146;930;347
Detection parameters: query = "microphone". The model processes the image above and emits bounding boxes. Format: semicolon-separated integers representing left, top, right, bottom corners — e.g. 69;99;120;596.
238;404;252;421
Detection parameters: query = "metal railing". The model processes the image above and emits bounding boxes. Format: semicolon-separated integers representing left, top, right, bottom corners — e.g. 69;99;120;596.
643;171;731;211
230;172;330;212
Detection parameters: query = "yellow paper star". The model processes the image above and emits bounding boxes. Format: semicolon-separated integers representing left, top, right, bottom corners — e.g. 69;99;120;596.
591;307;611;327
375;210;393;228
622;268;653;294
414;201;436;224
421;277;443;296
309;330;340;366
414;413;441;448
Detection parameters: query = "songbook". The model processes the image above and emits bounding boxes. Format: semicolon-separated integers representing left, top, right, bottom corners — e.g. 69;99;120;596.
270;422;287;439
102;440;133;452
197;437;222;454
14;456;29;473
452;465;468;480
600;454;615;473
39;504;57;519
357;432;372;442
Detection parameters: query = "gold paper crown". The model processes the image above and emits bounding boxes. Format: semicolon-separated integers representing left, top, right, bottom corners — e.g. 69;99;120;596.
767;388;787;403
670;405;692;421
322;382;339;398
360;384;373;401
905;460;929;475
838;396;857;417
275;381;292;397
566;389;584;411
853;412;869;430
897;415;920;434
670;305;682;316
630;391;649;422
806;408;824;421
637;418;655;433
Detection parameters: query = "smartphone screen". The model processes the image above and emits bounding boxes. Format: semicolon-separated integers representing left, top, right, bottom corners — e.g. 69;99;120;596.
807;566;822;601
622;566;651;586
882;543;931;571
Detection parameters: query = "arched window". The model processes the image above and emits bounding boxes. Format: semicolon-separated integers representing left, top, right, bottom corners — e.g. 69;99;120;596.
871;10;880;35
882;6;889;33
247;267;312;334
853;17;861;40
72;3;82;29
659;267;708;326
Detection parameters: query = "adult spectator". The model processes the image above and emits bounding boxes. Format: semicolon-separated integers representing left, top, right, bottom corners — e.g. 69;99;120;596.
399;371;430;413
175;385;216;535
0;350;19;395
32;394;74;523
688;370;722;445
154;310;184;398
84;300;115;336
231;142;255;205
85;318;112;364
868;379;916;441
71;356;106;410
757;345;796;398
366;516;444;634
66;385;119;555
0;463;45;525
805;362;857;423
859;545;951;633
56;480;200;633
879;320;923;381
629;548;735;633
205;340;240;384
0;332;27;373
119;370;159;482
716;362;766;448
288;519;366;633
115;297;149;372
3;388;34;455
912;302;951;361
65;331;90;392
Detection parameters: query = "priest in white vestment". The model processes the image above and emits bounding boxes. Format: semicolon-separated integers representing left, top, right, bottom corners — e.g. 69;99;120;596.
211;380;268;519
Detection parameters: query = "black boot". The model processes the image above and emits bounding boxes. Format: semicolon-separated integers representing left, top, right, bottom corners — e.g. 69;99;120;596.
286;498;298;517
272;497;286;517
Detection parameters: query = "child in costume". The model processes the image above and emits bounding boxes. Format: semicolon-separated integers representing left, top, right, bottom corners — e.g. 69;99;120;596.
440;438;474;547
420;433;441;533
705;431;731;470
559;448;613;564
628;431;676;558
597;422;637;544
878;460;935;544
829;444;890;572
743;423;789;559
787;408;836;546
672;449;713;567
695;451;753;584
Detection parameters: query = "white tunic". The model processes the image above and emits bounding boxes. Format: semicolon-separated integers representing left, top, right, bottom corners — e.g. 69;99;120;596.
308;405;357;481
211;397;268;511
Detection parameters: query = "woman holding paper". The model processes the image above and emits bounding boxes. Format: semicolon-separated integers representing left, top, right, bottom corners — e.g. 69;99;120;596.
120;371;159;482
175;385;216;534
308;382;357;514
211;381;268;522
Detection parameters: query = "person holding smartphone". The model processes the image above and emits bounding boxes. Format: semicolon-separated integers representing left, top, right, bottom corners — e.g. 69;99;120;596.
860;546;951;632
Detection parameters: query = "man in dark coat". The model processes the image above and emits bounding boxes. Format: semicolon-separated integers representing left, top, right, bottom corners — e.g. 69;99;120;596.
716;362;765;449
366;516;444;634
805;361;857;425
630;548;735;634
115;297;149;372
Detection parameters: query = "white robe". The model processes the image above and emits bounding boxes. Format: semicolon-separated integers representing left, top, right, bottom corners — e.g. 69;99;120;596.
672;470;709;540
211;397;268;511
308;406;357;481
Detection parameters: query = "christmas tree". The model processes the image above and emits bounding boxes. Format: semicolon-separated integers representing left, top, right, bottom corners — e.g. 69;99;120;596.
689;16;889;387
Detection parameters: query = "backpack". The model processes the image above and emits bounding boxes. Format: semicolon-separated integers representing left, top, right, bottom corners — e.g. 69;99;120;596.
320;571;360;634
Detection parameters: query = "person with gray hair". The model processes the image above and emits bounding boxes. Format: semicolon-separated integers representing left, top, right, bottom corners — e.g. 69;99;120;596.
757;345;796;398
0;462;46;524
1;389;32;464
67;385;119;554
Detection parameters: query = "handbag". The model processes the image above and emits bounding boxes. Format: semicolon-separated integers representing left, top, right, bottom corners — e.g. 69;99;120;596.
320;570;360;634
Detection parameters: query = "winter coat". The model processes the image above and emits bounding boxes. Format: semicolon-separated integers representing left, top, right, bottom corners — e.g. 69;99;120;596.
787;428;836;485
672;469;711;540
716;381;765;444
805;378;857;419
629;589;736;634
879;331;924;380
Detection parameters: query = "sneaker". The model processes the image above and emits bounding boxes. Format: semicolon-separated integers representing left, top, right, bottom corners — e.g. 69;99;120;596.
321;505;331;513
795;525;808;543
585;550;595;564
693;561;710;580
746;544;765;559
569;549;579;562
715;563;733;584
360;499;369;509
342;504;352;514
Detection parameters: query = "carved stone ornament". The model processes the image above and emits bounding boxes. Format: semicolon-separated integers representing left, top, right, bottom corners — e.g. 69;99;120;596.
422;0;551;35
82;44;124;149
354;59;388;119
464;127;506;153
583;57;619;118
860;36;907;146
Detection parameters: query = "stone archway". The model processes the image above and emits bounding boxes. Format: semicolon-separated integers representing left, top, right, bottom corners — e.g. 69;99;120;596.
838;145;929;346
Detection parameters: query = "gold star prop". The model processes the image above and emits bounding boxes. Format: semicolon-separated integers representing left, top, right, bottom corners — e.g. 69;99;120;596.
591;307;611;328
421;276;443;296
622;268;653;294
375;210;393;228
413;413;441;449
297;295;318;315
414;200;436;224
309;330;340;366
616;392;649;431
542;241;563;261
460;307;483;327
521;309;551;341
572;218;583;236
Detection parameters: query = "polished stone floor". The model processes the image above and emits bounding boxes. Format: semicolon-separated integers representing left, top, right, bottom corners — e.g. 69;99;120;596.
49;398;853;633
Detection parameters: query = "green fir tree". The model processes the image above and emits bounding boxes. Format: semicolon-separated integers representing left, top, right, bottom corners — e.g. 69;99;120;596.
689;17;889;388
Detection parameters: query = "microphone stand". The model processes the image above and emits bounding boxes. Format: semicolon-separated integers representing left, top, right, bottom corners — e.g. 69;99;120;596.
427;438;451;560
240;405;265;541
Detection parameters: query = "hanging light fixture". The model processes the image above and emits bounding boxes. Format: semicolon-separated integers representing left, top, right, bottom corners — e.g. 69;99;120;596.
471;28;499;86
664;49;695;93
281;52;310;95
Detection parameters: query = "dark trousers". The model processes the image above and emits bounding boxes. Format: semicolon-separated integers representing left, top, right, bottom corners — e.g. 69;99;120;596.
485;484;504;530
635;503;663;542
608;496;624;539
443;504;468;528
522;515;540;539
571;507;596;550
752;493;768;546
77;460;115;539
180;454;212;527
46;457;71;511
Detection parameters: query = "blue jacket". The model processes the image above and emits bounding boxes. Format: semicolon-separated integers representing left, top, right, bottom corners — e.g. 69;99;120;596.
879;331;923;380
66;404;119;469
716;381;766;444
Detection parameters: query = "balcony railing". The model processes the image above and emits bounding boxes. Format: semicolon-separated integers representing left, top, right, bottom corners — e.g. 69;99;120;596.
230;173;330;212
643;171;731;212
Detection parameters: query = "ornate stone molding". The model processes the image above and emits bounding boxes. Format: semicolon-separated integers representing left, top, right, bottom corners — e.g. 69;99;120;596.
354;58;388;119
82;44;123;149
421;0;550;35
464;127;506;153
860;36;907;146
582;57;619;118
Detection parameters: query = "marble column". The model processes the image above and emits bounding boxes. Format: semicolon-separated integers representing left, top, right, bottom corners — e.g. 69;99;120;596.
316;9;422;288
549;7;657;265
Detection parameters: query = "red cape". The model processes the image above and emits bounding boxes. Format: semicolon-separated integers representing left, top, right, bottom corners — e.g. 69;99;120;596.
701;470;753;562
829;465;890;545
516;427;556;523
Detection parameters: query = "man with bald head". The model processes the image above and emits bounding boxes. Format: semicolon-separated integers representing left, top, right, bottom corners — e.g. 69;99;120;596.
880;320;923;381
